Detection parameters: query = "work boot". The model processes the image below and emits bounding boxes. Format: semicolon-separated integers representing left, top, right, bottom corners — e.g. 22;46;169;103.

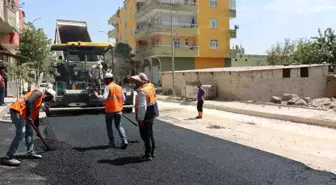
27;152;42;159
3;157;21;166
151;150;156;158
139;153;152;161
121;140;128;150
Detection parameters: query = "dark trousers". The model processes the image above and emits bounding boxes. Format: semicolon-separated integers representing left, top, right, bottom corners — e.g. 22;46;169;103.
139;121;155;156
197;100;204;112
0;87;5;105
105;112;127;143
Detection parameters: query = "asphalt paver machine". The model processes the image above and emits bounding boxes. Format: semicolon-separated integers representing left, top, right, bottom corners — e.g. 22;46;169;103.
46;42;134;115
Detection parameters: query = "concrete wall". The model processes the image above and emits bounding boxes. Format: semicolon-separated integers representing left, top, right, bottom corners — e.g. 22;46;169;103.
161;65;328;101
231;54;268;67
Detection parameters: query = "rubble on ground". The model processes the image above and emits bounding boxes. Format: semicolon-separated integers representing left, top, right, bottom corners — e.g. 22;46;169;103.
268;93;336;110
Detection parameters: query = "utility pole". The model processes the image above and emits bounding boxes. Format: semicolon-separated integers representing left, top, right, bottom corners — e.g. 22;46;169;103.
170;0;175;97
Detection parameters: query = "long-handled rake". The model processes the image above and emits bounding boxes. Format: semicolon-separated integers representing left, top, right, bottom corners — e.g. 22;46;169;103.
28;119;51;151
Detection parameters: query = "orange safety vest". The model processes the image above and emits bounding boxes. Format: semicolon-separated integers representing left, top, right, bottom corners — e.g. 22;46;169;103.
10;89;43;120
135;83;159;122
104;82;123;112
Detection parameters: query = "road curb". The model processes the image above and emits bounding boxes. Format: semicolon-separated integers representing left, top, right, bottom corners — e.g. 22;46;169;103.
156;96;336;129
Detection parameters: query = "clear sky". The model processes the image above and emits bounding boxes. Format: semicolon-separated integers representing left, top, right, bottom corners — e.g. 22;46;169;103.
22;0;336;55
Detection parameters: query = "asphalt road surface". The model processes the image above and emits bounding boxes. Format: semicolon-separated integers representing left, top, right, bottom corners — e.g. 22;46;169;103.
26;112;336;185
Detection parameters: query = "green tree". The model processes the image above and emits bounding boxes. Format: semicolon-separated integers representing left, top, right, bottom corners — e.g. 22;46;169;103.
292;38;319;64
266;28;336;66
311;28;336;65
113;42;137;80
18;22;53;83
266;38;295;65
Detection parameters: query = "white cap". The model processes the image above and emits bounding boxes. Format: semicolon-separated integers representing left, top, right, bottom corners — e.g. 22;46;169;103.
104;72;113;79
45;88;56;101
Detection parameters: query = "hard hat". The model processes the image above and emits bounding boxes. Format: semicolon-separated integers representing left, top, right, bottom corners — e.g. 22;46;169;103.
45;88;56;101
104;72;113;79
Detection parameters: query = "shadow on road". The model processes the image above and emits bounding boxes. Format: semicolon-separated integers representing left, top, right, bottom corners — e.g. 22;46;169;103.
73;140;140;152
73;145;111;152
97;156;145;166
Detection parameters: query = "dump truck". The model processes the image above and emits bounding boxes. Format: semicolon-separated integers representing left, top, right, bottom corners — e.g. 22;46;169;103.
45;19;134;115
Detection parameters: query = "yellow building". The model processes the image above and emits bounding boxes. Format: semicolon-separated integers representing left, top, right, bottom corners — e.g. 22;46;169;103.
108;0;237;84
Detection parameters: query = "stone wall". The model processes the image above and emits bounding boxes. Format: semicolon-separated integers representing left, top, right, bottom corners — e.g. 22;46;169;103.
161;64;329;101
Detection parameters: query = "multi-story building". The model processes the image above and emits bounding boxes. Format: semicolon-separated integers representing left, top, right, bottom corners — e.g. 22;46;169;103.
0;0;24;96
108;0;237;85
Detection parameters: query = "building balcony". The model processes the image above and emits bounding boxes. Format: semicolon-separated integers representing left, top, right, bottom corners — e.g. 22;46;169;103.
136;0;198;22
230;29;236;39
138;45;198;58
108;13;118;26
0;0;17;33
230;0;237;18
230;9;236;18
0;32;19;50
136;22;198;40
108;29;117;38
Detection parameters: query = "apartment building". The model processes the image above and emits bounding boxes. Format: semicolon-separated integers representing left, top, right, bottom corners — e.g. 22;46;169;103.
108;0;237;85
0;0;24;96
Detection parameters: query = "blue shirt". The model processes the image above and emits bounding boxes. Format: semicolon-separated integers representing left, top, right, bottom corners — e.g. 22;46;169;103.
197;87;205;102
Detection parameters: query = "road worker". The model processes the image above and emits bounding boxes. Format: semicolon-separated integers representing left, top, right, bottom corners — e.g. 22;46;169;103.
90;60;104;91
130;73;159;161
4;88;56;166
95;72;128;149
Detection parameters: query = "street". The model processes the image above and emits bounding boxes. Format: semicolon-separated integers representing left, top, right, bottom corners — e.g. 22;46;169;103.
1;110;335;185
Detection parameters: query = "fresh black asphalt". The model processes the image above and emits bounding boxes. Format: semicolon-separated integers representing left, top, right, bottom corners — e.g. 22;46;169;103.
5;112;336;185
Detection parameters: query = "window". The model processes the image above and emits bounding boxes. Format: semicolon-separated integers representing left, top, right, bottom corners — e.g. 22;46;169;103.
210;18;218;28
210;40;218;49
282;69;291;78
300;67;309;77
210;0;217;7
184;39;189;47
173;38;180;48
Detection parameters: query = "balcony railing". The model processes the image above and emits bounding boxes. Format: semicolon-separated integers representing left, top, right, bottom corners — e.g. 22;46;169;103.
229;0;237;18
108;29;117;38
230;29;237;38
135;22;198;40
139;45;198;57
136;0;198;21
108;13;118;26
0;0;17;32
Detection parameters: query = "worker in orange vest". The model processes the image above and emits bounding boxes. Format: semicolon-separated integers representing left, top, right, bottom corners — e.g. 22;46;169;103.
95;72;128;149
130;73;159;161
4;88;56;166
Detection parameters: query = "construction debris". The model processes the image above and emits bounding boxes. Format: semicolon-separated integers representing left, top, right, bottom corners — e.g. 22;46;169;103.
269;93;336;110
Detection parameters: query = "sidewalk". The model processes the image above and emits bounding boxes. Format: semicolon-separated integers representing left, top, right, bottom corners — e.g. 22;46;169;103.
156;95;336;128
0;97;18;118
